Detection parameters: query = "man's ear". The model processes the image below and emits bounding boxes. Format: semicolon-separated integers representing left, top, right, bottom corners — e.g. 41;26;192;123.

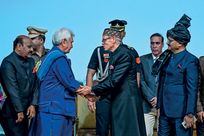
16;43;22;49
123;31;126;37
62;39;66;46
39;37;44;44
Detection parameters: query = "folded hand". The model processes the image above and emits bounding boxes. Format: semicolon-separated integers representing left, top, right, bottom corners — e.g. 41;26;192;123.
16;112;24;123
87;100;96;112
27;105;36;119
150;97;157;108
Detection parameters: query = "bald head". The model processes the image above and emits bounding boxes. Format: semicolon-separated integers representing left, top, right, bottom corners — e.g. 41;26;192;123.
14;35;33;58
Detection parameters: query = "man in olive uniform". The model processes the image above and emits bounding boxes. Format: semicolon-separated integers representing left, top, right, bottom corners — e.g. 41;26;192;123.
27;26;49;63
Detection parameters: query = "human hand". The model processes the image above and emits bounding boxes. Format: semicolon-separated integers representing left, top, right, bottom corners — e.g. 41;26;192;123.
183;115;195;128
150;97;157;108
197;111;204;122
87;100;96;112
76;86;92;96
27;105;36;119
85;93;97;102
16;112;24;123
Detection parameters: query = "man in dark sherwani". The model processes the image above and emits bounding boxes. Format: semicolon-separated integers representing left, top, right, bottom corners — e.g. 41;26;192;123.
86;19;141;136
77;28;146;136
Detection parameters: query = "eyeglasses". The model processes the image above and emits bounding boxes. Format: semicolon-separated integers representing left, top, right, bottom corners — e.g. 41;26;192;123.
102;37;111;43
151;42;161;45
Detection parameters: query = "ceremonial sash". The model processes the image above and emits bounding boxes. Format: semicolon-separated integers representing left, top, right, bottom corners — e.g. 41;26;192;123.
37;50;64;81
96;47;109;82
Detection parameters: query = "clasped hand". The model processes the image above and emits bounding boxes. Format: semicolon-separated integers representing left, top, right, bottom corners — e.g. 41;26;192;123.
76;85;96;102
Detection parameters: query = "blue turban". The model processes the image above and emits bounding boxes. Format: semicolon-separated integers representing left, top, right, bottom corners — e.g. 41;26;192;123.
167;14;192;45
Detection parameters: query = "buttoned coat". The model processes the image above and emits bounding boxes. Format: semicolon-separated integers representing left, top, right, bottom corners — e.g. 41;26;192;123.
0;52;38;136
158;50;199;117
92;45;146;136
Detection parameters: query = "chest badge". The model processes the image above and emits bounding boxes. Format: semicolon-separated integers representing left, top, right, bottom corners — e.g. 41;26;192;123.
109;65;114;70
103;53;109;63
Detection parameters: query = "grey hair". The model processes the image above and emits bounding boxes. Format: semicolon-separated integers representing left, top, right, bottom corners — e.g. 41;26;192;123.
115;37;122;45
103;28;122;45
52;27;74;46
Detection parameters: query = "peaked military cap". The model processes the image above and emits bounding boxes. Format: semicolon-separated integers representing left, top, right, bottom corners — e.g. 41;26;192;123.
109;19;127;32
27;26;48;39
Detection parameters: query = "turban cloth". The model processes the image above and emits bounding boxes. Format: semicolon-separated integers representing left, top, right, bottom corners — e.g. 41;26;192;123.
167;14;192;45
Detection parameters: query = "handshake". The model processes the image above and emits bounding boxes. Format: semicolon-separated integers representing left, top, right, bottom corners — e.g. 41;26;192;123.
76;86;98;102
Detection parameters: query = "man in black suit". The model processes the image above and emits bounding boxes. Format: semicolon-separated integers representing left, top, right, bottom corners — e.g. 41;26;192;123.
0;35;38;136
197;56;204;136
140;33;164;136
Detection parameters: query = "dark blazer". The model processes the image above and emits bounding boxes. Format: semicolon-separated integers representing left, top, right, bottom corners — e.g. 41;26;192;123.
140;53;157;113
0;52;38;117
197;56;204;112
158;50;199;118
0;52;38;136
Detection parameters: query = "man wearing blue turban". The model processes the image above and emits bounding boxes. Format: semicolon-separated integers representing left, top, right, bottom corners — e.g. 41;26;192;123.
157;14;199;136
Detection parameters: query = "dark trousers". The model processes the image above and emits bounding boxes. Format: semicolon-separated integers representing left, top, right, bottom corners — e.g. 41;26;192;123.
0;111;29;136
96;97;111;136
196;121;204;136
158;115;193;136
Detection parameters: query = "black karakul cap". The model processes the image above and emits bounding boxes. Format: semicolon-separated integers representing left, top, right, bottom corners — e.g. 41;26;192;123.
109;19;127;32
167;14;192;45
